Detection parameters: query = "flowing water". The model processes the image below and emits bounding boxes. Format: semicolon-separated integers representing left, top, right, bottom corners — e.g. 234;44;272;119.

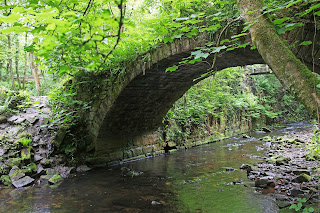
0;122;311;213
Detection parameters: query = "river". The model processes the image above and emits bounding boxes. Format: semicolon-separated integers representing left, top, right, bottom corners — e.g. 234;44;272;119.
0;122;311;213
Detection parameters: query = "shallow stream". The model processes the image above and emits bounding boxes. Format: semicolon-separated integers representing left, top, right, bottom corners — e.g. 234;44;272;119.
0;122;311;213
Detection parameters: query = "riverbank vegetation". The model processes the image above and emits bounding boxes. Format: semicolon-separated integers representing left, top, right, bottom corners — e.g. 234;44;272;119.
161;65;311;145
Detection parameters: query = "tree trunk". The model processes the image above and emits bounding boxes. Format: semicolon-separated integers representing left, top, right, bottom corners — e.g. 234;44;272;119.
7;34;16;91
23;32;28;89
15;34;21;89
0;62;2;81
6;63;9;81
237;0;320;120
29;53;41;94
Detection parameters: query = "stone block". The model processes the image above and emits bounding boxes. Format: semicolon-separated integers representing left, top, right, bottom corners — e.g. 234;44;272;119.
123;150;133;159
131;147;143;157
109;151;123;161
142;146;153;154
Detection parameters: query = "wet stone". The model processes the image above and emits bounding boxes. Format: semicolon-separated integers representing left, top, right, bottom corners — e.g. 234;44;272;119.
276;200;291;209
76;165;91;172
292;174;312;183
9;166;25;182
25;115;39;125
0;116;7;124
14;117;26;125
12;176;34;188
7;116;19;124
0;148;5;156
292;170;310;176
34;154;43;162
290;188;304;197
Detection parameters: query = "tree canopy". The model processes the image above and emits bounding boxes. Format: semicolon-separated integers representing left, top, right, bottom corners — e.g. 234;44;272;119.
0;0;318;76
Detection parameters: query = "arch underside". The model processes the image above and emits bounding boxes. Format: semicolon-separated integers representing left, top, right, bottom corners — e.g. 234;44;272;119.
96;47;265;145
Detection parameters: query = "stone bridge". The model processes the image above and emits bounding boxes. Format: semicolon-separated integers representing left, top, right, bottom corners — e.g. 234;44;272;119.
72;24;320;160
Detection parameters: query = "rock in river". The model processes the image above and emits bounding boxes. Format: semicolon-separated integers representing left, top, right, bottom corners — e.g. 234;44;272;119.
12;176;34;188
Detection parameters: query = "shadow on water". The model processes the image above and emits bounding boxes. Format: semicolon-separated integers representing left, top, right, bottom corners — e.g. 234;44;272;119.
0;121;312;213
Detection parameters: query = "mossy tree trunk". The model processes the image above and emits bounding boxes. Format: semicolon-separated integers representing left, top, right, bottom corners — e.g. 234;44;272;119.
237;0;320;119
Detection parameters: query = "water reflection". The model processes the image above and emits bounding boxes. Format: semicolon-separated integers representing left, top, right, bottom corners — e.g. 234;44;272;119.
1;122;310;213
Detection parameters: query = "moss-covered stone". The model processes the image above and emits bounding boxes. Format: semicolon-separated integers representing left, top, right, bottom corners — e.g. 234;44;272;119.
9;166;25;181
262;136;272;142
18;132;32;139
242;134;250;138
48;173;63;185
15;137;32;146
0;175;11;186
21;147;32;160
7;158;22;167
293;173;312;183
23;163;37;173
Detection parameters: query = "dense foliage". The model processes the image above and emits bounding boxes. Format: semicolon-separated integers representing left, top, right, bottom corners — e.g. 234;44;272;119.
161;66;310;144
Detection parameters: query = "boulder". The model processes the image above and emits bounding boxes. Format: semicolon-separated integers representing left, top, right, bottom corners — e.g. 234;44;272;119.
34;154;43;162
290;188;304;197
292;174;312;183
48;173;63;185
9;166;25;182
76;165;91;172
12;176;34;188
242;134;250;138
0;148;5;157
0;116;7;124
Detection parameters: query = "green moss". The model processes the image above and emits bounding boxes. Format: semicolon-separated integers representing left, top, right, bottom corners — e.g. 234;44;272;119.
16;137;32;146
23;163;37;173
49;173;63;185
0;175;11;186
262;136;272;142
18;132;32;139
300;173;312;182
8;158;21;167
21;147;31;160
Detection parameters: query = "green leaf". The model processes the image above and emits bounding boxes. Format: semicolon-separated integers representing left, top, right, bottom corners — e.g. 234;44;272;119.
166;65;179;72
286;0;302;8
220;39;230;45
46;23;56;31
231;33;247;39
164;37;174;43
289;204;297;209
206;24;221;31
308;207;314;212
316;84;320;89
250;45;257;50
297;202;302;210
211;45;227;53
191;50;210;59
273;17;291;25
189;58;202;64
